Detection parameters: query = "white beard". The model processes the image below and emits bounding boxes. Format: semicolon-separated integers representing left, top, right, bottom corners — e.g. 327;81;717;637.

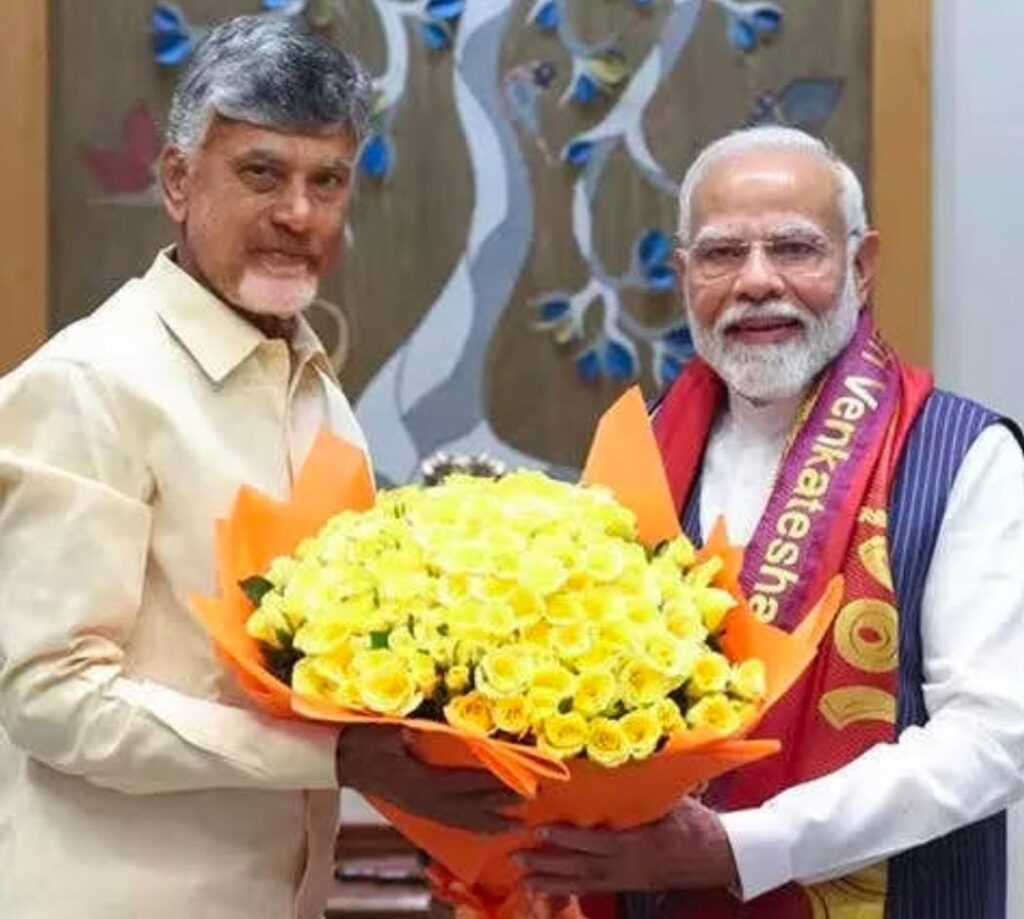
236;269;318;318
687;271;861;402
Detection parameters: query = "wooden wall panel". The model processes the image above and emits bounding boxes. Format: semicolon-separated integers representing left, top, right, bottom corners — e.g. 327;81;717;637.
872;0;932;366
0;2;48;373
46;0;876;475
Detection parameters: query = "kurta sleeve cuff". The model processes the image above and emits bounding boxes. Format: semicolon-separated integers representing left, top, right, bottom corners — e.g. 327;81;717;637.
719;806;794;901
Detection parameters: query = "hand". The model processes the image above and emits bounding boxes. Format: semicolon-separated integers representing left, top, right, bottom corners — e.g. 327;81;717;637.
516;797;738;896
336;724;523;833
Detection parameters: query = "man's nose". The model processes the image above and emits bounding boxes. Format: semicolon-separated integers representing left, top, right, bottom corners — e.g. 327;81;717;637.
731;244;786;301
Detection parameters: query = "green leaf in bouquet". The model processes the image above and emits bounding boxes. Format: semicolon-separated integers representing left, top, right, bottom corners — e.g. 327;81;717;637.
240;575;275;606
263;642;303;685
370;630;390;649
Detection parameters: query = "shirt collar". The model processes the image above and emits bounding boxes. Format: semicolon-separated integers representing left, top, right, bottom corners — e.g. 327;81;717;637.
144;248;331;383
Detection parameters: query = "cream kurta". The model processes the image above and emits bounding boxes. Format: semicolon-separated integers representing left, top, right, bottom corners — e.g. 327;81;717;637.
0;251;367;918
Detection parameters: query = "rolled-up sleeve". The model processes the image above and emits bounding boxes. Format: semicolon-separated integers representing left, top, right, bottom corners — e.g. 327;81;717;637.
0;358;339;794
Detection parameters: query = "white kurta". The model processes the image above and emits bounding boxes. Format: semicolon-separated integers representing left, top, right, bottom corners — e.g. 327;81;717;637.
0;251;368;918
702;391;1024;901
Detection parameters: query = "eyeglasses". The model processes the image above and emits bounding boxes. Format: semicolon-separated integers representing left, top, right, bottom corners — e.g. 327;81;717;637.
682;231;856;282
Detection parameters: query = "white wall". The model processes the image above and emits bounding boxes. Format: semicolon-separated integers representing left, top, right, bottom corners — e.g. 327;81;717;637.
933;2;1024;915
934;0;1024;424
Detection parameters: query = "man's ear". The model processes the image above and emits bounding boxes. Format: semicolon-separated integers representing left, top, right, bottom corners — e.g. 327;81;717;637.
159;146;190;224
673;247;688;292
852;230;880;307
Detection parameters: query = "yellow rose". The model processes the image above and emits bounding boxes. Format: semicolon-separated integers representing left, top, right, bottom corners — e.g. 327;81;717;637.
620;708;662;760
585;718;631;768
573;669;619;718
653;697;686;734
477;601;518;638
436;573;471;606
695;587;738;633
551;620;593;660
545;592;585;625
598;619;639;652
538;712;589;760
444;664;471;694
444;691;495;736
686;693;742;736
686;556;724;589
688;650;731;698
526;686;562;724
582;492;636;540
266;555;298;589
293;657;363;708
730;658;767;701
453;638;490;667
293;536;319;562
404;651;439;695
376;567;433;603
386;625;417;654
518;552;568;596
531;664;577;699
664;596;708;645
621;659;672;708
493;695;531;736
523;620;553;648
435;540;492;576
291;656;333;702
298;590;374;632
476;646;533;698
582;586;629;622
246;594;293;649
303;648;356;686
581;542;626;582
659;536;697;570
356;652;423;716
644;633;697;682
507;585;544;626
574;640;624;673
624;596;659;629
444;598;484;634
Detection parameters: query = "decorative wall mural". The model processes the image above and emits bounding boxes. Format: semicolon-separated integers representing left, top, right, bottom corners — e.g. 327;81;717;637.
56;0;868;478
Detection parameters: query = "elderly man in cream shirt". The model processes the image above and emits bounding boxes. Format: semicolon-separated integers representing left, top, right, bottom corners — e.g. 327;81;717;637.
0;16;518;919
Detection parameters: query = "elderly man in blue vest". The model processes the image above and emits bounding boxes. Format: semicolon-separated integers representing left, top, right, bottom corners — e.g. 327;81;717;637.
518;127;1024;919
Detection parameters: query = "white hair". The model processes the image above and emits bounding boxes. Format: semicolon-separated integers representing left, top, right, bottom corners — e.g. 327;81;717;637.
675;126;868;245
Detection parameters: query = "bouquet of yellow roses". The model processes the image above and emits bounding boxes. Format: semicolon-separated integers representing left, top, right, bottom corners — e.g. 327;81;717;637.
192;388;841;918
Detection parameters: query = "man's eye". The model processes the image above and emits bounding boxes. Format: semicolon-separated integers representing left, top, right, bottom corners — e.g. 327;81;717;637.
770;239;820;260
313;171;350;193
701;244;746;263
239;164;279;187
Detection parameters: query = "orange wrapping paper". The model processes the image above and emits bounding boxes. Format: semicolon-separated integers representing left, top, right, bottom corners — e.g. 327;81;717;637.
191;386;842;917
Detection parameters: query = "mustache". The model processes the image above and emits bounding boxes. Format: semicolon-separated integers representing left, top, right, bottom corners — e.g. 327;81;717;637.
713;300;813;337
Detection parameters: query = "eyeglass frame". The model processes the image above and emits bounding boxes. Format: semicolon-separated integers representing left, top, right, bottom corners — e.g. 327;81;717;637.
674;227;865;283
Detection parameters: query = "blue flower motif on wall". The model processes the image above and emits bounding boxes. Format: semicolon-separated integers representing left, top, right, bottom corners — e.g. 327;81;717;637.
419;0;465;52
151;4;197;67
530;1;561;33
635;229;675;292
722;1;782;53
358;133;395;180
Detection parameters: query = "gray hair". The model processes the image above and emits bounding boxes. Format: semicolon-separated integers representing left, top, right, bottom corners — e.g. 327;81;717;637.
166;14;372;151
676;126;868;245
